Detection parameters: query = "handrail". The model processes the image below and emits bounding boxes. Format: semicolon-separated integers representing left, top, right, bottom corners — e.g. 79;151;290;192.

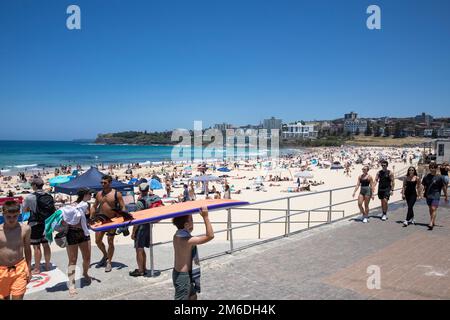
146;168;445;276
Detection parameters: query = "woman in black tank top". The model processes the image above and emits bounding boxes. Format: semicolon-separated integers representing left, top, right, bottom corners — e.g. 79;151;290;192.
401;167;421;227
353;166;375;223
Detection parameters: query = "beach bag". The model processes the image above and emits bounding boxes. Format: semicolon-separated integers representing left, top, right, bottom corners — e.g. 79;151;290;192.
54;229;68;248
35;192;56;222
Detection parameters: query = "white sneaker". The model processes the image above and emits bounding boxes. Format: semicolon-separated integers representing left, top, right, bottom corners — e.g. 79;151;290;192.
381;215;387;221
403;220;408;227
409;219;416;225
362;218;368;223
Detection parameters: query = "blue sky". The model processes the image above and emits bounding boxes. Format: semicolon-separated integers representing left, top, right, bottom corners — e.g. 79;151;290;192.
1;0;449;140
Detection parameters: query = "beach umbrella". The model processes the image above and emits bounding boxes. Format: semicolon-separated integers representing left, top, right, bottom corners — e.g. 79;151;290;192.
330;162;344;170
217;167;231;172
310;159;318;165
49;175;72;187
151;175;161;182
128;178;139;185
189;175;221;182
149;179;163;190
294;171;314;178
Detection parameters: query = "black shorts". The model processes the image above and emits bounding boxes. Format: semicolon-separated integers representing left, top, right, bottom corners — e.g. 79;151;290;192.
29;223;48;245
134;224;150;249
67;228;91;246
378;189;391;200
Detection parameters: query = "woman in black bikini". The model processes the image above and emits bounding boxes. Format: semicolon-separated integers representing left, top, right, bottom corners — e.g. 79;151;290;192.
401;167;421;227
353;166;375;223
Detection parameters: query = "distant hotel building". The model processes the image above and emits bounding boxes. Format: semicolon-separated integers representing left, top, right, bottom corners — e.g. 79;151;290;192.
415;112;433;125
344;112;367;134
213;123;233;131
263;117;282;131
282;122;319;139
344;112;358;120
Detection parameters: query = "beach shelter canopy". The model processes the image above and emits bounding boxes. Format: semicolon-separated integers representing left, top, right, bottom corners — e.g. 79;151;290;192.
49;175;73;187
217;167;231;172
150;179;163;190
55;167;133;195
128;178;139;185
151;175;161;182
189;175;221;182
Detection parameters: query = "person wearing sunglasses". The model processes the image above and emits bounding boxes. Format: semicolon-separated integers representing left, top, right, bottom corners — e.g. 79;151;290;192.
352;166;375;223
401;167;421;227
90;175;126;272
375;160;395;221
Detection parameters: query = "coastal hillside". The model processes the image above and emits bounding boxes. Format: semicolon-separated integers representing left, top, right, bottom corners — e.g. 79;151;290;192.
95;131;177;145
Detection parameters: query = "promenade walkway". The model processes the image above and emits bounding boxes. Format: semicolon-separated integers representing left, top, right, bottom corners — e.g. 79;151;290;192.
27;201;450;300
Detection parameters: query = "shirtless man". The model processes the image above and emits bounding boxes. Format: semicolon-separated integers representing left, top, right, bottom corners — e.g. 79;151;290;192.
90;175;126;272
0;201;32;300
172;207;214;300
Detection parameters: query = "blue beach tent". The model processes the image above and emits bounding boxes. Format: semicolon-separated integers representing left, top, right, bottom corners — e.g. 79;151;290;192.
149;179;163;190
54;167;133;195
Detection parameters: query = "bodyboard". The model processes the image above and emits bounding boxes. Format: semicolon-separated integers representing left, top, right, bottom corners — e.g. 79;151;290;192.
89;199;249;232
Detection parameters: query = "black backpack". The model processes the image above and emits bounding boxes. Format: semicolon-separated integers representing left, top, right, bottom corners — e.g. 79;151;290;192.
34;192;56;222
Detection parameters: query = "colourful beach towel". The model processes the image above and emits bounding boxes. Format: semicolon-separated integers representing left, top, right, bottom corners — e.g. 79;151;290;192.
175;229;201;294
44;209;64;243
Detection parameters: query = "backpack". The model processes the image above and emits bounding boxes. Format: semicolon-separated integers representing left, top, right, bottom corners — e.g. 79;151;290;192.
34;192;56;222
138;195;163;210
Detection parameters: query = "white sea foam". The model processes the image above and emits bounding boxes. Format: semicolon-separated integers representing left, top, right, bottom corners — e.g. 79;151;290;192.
14;164;38;168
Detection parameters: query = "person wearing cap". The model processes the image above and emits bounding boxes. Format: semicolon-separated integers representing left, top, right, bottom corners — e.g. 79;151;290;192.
129;183;156;277
63;188;94;296
23;177;54;274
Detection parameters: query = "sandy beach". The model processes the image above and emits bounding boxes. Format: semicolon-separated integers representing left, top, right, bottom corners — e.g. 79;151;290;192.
0;146;423;254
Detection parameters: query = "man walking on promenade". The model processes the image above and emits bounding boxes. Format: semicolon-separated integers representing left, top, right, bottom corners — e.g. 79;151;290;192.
90;175;126;272
23;177;54;274
130;183;161;276
375;160;395;221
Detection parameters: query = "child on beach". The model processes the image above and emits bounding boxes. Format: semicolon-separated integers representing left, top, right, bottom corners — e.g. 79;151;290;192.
0;200;32;300
172;207;214;300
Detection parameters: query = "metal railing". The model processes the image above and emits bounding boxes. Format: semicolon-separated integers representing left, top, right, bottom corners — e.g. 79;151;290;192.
146;169;447;276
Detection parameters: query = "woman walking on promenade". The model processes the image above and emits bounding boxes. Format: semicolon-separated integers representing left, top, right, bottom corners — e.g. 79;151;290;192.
64;188;93;296
401;167;421;227
352;166;375;223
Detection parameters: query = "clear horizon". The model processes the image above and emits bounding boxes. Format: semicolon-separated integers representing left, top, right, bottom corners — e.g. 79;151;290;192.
1;0;449;140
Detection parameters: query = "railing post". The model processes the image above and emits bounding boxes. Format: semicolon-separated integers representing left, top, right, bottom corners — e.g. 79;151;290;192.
149;223;155;277
258;209;261;239
308;210;311;228
227;208;234;253
284;197;290;237
328;190;332;223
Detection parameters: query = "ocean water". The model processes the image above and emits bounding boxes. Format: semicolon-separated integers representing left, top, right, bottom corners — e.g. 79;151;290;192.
0;141;289;172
